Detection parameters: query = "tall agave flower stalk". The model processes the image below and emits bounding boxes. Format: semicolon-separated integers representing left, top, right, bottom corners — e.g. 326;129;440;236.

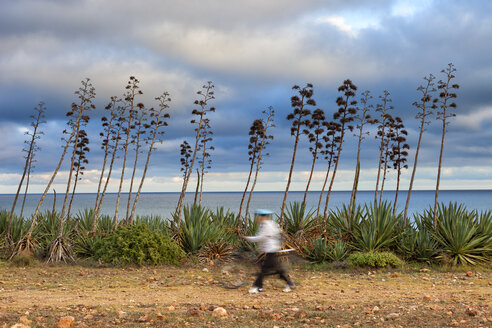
403;74;437;225
280;84;315;227
389;117;409;215
379;114;395;204
47;80;96;263
237;119;262;228
175;82;215;224
7;102;45;246
125;104;147;224
244;108;274;220
323;79;357;217
67;129;90;223
92;97;121;231
433;63;459;228
128;92;171;223
114;76;142;229
317;121;340;218
302;108;326;206
197;118;214;206
374;91;394;206
348;90;375;217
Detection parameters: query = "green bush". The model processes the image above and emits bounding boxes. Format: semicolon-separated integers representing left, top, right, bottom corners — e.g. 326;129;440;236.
135;215;171;236
94;224;185;266
348;251;403;268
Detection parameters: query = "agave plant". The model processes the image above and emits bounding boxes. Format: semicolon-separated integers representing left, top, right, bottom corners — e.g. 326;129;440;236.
179;205;224;254
282;202;319;237
326;240;351;262
302;236;329;263
210;207;238;242
397;223;439;263
327;204;365;240
0;209;30;247
432;203;491;265
135;215;171;236
352;202;403;252
33;210;75;258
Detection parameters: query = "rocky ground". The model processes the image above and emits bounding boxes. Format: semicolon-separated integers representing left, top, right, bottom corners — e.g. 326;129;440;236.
0;260;491;328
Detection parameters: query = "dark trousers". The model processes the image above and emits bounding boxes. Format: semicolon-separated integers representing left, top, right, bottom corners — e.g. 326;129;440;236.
253;252;293;288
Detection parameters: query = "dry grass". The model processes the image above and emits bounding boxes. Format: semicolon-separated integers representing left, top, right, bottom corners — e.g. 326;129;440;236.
0;260;491;327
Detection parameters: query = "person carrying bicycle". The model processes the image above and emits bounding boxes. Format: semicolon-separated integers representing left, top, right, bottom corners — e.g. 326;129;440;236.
241;209;296;293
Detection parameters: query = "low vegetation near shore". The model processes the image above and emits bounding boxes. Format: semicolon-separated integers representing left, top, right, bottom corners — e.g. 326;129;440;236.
2;202;491;269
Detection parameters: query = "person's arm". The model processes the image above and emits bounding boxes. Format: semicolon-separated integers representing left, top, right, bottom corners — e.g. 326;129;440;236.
243;224;267;242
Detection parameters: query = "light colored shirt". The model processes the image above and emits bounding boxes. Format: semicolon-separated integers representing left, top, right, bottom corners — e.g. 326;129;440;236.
244;220;281;253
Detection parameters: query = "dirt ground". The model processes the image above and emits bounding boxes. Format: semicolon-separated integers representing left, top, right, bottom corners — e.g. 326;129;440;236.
0;260;491;328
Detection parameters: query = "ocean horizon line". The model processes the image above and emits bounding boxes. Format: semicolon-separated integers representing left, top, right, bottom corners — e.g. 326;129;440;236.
1;189;491;196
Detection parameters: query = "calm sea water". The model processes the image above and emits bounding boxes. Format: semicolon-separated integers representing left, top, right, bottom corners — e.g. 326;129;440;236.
1;190;491;219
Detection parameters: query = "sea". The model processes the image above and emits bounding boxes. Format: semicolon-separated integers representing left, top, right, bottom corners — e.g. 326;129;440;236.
1;190;491;220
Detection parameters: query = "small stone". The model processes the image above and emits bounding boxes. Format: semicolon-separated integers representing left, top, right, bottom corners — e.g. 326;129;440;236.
56;316;75;328
243;305;250;310
118;311;127;318
385;313;400;320
202;268;209;272
391;273;400;278
423;295;431;302
10;324;30;328
372;306;380;313
137;315;148;322
252;305;260;310
19;317;31;324
450;319;459;326
187;308;200;316
465;307;479;317
167;305;175;311
295;310;307;319
212;307;227;317
446;311;453;316
83;314;93;320
465;271;473;277
156;313;165;320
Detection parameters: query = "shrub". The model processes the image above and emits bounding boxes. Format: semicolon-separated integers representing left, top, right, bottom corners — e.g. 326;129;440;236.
348;251;403;268
94;224;185;265
135;215;171;236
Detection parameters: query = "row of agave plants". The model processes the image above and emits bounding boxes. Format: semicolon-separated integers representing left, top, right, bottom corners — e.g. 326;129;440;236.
0;202;491;266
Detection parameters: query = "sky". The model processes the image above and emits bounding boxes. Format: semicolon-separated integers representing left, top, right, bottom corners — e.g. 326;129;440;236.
0;0;491;193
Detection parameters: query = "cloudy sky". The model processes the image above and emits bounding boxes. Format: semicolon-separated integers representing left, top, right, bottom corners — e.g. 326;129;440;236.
1;0;491;193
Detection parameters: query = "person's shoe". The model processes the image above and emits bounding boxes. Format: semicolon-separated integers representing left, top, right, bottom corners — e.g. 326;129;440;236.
249;287;262;294
283;284;296;292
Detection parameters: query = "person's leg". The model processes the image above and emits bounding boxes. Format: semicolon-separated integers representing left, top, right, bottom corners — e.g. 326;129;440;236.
252;253;275;289
274;254;295;289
